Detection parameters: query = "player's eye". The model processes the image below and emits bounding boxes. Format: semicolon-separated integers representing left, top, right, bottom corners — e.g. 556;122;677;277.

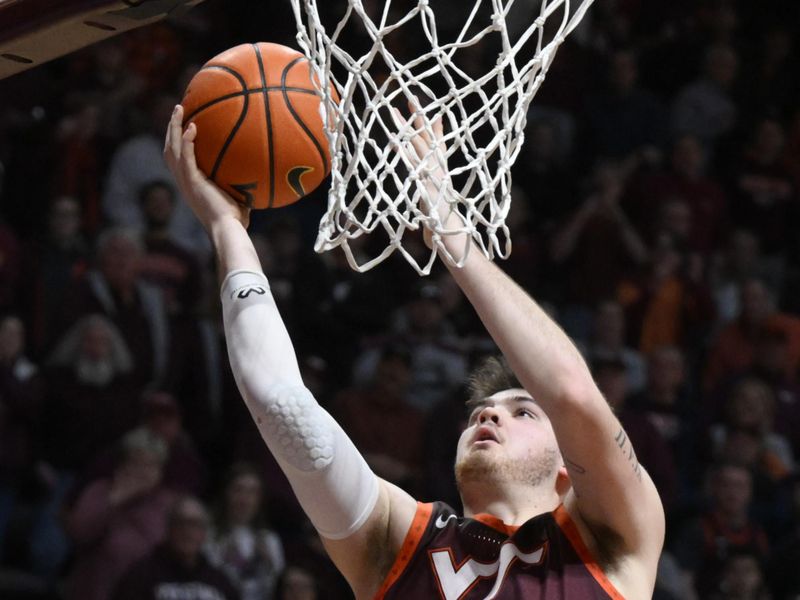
516;408;536;419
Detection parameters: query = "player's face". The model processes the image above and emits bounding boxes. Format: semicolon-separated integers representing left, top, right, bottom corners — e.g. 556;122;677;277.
455;389;561;488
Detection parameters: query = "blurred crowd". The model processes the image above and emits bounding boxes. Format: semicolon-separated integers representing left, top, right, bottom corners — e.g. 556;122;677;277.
0;0;799;598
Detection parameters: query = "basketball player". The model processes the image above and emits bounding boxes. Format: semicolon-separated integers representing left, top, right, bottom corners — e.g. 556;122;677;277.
164;104;664;599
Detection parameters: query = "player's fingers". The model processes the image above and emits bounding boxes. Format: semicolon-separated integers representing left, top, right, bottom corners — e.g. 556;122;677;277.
407;99;426;141
432;115;444;140
164;105;184;163
399;101;426;158
163;110;174;159
390;106;416;162
390;105;406;130
180;122;200;176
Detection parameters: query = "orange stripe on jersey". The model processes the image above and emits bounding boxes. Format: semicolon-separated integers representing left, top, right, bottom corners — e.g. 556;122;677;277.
554;505;626;600
471;513;520;537
374;502;433;600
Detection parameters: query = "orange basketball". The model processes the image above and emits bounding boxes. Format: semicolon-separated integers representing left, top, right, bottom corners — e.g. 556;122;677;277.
181;42;337;209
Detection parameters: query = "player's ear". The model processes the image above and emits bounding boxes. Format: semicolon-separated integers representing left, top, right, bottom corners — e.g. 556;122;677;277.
556;465;571;497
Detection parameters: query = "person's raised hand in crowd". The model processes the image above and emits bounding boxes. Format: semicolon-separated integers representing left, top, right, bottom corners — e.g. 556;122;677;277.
108;449;163;506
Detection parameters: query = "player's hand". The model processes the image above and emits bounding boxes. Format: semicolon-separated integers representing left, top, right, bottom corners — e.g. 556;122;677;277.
109;465;159;506
164;105;250;231
393;99;463;250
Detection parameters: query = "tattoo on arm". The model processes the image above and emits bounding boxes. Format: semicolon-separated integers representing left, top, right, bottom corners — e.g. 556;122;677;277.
614;428;643;481
565;457;586;475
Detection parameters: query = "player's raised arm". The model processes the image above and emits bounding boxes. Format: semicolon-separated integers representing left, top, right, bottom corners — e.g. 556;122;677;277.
409;110;664;595
164;106;417;598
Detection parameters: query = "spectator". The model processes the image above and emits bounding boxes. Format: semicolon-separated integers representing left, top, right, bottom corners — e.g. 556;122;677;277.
671;44;739;146
711;550;772;600
278;515;351;598
55;96;103;233
20;196;89;354
746;328;800;456
0;315;44;564
729;117;797;262
709;229;769;324
705;278;800;392
353;282;468;411
709;378;794;483
629;345;702;489
335;346;425;490
582;49;668;163
65;428;175;600
672;463;770;596
274;565;318;600
40;313;142;577
624;134;729;256
44;314;139;473
741;26;797;121
160;274;226;453
550;159;649;337
112;496;239;600
79;391;207;497
516;120;578;233
654;551;698;600
102;93;209;257
55;228;170;386
137;180;204;317
579;299;646;393
617;232;714;354
206;463;285;600
294;220;396;384
496;187;546;296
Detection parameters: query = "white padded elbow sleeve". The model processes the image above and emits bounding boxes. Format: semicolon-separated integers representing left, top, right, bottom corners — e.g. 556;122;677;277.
221;270;379;540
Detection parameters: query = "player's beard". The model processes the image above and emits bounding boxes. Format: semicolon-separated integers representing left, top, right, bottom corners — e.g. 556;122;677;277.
455;445;559;491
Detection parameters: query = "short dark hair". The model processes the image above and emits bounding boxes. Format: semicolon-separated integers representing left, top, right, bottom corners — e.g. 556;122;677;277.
138;179;174;205
380;344;412;367
466;356;522;410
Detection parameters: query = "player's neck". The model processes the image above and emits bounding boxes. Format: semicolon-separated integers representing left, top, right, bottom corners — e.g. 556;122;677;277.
460;481;561;527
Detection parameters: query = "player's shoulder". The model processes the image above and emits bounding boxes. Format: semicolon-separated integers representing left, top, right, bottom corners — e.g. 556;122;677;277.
562;493;659;599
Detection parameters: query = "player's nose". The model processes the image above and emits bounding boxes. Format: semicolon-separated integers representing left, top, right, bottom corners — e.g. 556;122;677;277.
478;405;501;425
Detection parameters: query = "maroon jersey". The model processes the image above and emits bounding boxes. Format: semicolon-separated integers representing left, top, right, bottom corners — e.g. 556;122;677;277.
375;502;624;599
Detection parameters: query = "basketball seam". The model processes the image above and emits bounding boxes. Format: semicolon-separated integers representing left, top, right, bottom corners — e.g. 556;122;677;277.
184;87;317;123
281;55;329;176
186;76;317;121
253;44;275;209
204;65;249;183
186;62;318;123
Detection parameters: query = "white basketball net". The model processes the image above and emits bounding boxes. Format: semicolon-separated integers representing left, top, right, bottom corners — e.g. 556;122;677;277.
291;0;594;274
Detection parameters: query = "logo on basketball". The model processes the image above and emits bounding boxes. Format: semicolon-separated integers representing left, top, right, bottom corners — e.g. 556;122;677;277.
231;182;258;208
287;166;314;197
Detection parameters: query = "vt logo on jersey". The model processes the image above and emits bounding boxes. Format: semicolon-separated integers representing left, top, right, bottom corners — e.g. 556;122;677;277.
430;541;546;600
